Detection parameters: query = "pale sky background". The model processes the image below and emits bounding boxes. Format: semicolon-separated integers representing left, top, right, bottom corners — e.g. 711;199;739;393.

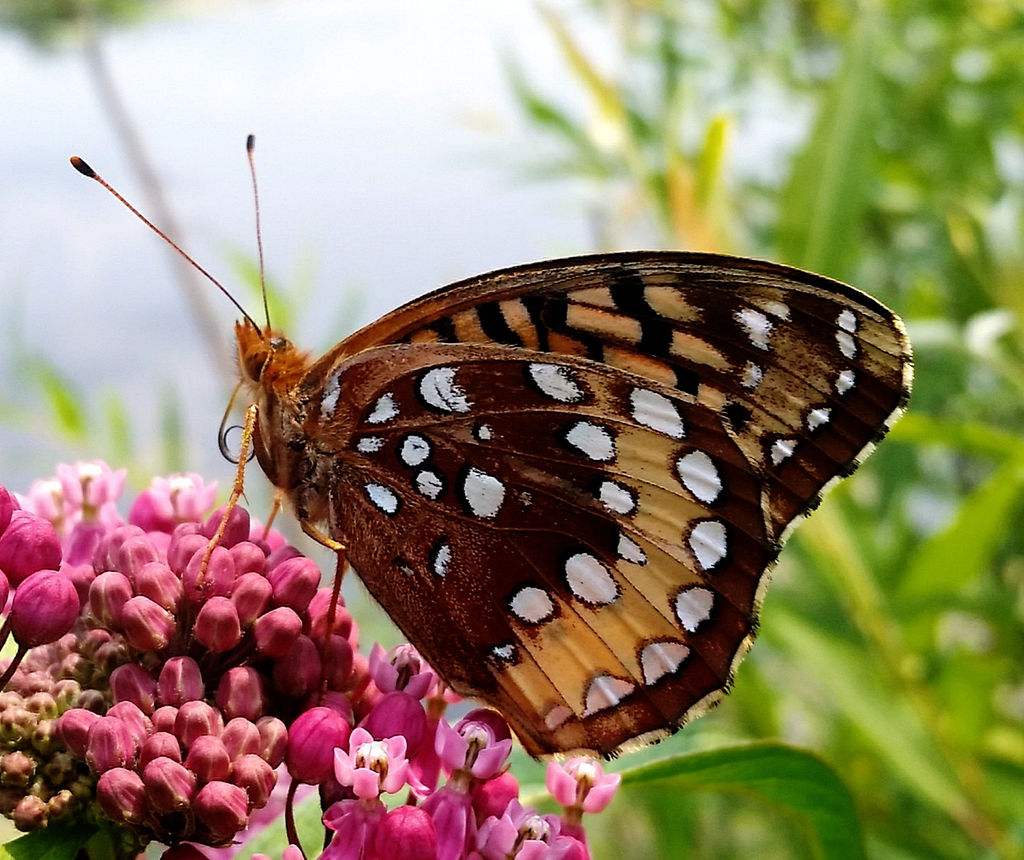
0;0;600;493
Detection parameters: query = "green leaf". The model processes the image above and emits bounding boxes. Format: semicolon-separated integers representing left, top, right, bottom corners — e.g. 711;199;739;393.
621;743;865;860
764;608;967;818
505;57;596;158
29;361;86;440
777;18;876;279
103;392;133;465
0;819;96;860
886;412;1024;460
695;113;730;210
898;454;1024;598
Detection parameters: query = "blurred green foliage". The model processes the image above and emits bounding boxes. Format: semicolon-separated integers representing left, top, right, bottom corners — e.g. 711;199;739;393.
504;1;1024;859
0;0;147;45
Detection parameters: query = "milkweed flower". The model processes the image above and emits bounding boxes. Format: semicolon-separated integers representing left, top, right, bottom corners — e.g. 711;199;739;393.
0;465;616;860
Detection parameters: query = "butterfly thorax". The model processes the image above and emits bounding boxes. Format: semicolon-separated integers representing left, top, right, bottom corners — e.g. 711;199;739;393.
234;319;337;523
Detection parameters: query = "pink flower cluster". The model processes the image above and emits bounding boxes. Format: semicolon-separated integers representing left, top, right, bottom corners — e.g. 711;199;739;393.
0;464;619;860
289;687;619;860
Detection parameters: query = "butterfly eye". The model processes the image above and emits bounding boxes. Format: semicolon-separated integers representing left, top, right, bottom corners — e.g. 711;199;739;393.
270;336;287;349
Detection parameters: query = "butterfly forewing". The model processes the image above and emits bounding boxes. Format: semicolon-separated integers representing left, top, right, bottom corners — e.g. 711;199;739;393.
256;252;911;757
330;253;909;535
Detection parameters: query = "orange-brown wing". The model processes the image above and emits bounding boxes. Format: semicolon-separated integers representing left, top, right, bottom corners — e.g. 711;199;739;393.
296;252;911;756
319;252;912;542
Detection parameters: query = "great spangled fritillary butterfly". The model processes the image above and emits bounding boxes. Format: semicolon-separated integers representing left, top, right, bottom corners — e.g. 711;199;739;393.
231;250;912;758
71;151;911;757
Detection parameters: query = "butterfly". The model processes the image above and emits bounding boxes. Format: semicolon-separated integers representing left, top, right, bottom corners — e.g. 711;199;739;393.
232;250;913;758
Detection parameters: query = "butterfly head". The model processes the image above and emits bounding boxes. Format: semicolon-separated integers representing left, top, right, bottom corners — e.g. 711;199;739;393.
235;318;311;395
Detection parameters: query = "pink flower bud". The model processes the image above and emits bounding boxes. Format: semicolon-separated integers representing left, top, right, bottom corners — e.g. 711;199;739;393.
117;535;160;581
0;484;18;534
308;588;355;642
57;708;101;757
253;606;302;658
110;664;158;714
265;544;301;570
182;545;236;604
215;667;265;722
152;705;179;734
221;717;261;760
11;795;47;830
92;525;146;575
256;716;288;768
97;767;147;824
61;561;96;604
361;692;426;758
202;504;251;549
79;627;112;658
286;706;352;784
175;701;223;747
143;756;196;814
167;528;206;575
2;750;35;786
231;754;276;809
106;701;152;748
320;635;354;691
472;770;520;822
135;561;182;611
10;570;80;647
373;806;437;860
0;511;62;587
0;575;9;614
272;635;321;698
89;570;133;628
121;595;176;652
140;732;182;769
158;657;205;706
266;556;320;611
185;735;231;784
52;678;82;712
229;541;267;577
160;844;217;860
86;715;138;773
194;596;242;652
194;780;249;843
230;572;273;626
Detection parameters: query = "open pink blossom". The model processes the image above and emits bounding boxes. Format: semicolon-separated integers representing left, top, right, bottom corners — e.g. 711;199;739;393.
333;727;413;800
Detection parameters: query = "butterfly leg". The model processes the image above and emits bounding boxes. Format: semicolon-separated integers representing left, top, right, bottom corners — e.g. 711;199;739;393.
198;403;259;584
260;489;285;539
293;517;350;698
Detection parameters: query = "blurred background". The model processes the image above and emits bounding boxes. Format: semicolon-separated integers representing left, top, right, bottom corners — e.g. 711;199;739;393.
1;1;1023;859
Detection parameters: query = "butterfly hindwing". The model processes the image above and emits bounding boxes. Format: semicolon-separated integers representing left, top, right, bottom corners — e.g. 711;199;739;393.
316;344;774;755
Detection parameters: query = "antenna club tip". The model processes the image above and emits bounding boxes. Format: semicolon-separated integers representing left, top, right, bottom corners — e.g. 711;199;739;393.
70;156;96;178
246;134;256;152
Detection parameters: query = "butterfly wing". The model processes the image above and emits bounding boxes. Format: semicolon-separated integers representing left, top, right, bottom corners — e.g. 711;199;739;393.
319;344;774;756
301;252;910;756
318;252;912;542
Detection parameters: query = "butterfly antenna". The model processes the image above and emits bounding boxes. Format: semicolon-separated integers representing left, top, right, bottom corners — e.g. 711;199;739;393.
70;155;261;330
246;135;272;333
